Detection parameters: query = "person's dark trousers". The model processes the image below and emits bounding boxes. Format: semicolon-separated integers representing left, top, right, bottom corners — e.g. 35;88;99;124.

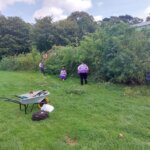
40;67;45;74
79;73;88;85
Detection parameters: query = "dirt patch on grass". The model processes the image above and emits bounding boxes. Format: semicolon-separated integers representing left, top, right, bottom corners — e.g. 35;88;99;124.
65;135;78;146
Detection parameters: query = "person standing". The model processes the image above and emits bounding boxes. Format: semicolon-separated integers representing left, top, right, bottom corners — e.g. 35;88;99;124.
39;61;45;74
146;72;150;83
77;62;89;85
59;67;67;80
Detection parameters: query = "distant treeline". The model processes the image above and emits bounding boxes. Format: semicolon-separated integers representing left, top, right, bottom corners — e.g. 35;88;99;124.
0;11;150;84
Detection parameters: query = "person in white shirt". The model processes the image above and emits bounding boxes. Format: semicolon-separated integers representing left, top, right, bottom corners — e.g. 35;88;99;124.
77;62;89;85
59;67;67;80
39;61;45;74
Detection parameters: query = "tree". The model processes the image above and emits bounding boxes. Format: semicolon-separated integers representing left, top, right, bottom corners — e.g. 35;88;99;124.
32;16;54;52
102;15;143;25
119;15;143;24
32;12;97;50
146;15;150;21
0;16;31;57
67;11;97;45
53;19;79;46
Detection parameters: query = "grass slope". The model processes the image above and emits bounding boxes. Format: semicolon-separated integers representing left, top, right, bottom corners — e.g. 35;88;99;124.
0;71;150;150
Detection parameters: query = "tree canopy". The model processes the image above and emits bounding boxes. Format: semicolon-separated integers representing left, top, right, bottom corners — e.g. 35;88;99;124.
0;16;31;58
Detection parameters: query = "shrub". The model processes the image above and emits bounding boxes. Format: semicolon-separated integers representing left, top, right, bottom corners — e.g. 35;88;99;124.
0;49;41;71
77;23;150;84
45;46;81;76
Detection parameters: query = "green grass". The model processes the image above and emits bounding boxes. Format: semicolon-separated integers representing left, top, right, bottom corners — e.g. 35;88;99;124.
0;71;150;150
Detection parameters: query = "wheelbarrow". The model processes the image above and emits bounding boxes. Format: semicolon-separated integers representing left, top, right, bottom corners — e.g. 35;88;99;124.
0;90;50;114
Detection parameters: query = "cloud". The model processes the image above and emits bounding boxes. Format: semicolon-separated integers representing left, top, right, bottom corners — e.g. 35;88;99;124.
33;6;67;21
0;0;35;11
144;6;150;16
94;15;103;21
136;6;150;20
33;0;92;21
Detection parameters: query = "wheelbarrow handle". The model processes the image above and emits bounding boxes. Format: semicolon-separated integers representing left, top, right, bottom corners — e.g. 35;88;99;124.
0;97;20;104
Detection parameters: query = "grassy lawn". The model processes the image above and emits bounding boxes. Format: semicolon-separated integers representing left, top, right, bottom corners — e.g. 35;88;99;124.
0;71;150;150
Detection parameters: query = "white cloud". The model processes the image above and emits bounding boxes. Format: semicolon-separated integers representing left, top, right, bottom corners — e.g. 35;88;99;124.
144;6;150;16
33;7;67;22
33;0;92;21
0;0;35;10
136;6;150;20
43;0;92;12
94;15;103;21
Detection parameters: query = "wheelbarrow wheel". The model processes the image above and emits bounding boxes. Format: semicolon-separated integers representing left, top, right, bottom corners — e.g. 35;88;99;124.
38;98;48;109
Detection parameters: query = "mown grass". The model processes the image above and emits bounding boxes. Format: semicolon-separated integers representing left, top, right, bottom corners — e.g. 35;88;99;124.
0;71;150;150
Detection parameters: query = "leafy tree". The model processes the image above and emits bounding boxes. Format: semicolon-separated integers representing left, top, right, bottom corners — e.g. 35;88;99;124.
119;15;143;24
67;11;97;45
53;19;79;46
146;16;150;21
32;16;54;52
102;15;143;25
0;16;31;57
32;12;97;50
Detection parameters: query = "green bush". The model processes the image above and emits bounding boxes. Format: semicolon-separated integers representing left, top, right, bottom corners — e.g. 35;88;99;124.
0;49;41;71
45;46;81;76
77;23;150;84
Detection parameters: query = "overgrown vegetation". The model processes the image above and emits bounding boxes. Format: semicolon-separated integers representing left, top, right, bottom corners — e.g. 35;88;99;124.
44;23;150;84
0;49;41;71
0;12;150;84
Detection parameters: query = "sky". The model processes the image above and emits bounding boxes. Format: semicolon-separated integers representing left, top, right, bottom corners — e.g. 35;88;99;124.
0;0;150;23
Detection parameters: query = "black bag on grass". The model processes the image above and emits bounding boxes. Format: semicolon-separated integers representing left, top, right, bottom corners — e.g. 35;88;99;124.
32;111;48;121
